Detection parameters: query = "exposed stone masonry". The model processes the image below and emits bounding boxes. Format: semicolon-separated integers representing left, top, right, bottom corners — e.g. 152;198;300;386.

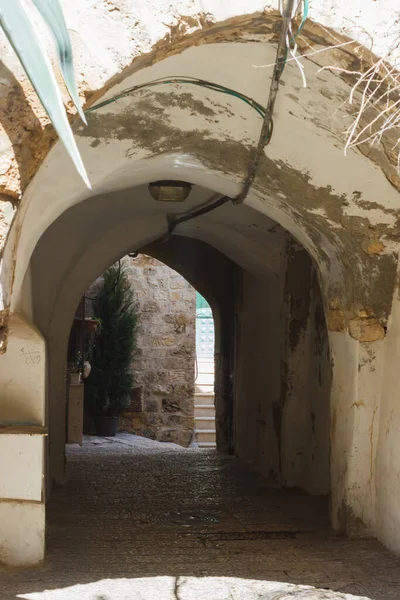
87;255;195;446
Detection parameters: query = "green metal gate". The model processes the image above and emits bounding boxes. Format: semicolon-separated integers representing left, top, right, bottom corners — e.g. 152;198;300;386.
196;293;214;358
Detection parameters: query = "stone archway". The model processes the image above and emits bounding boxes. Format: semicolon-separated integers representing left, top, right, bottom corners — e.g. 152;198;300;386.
0;8;400;566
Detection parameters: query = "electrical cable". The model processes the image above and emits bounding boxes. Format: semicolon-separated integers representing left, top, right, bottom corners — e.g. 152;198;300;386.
285;0;309;88
163;3;307;215
233;0;302;204
86;76;266;120
159;195;231;243
90;1;308;246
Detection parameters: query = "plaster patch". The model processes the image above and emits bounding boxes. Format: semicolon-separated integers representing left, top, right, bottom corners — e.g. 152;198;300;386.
342;204;397;228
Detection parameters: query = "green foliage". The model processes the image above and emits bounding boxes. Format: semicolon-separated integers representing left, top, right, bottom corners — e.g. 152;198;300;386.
85;263;138;417
0;0;90;187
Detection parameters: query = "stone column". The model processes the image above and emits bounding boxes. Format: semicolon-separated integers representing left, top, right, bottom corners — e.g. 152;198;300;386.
0;314;46;565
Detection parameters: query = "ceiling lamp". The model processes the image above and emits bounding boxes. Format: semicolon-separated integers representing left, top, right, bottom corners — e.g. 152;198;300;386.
148;180;192;203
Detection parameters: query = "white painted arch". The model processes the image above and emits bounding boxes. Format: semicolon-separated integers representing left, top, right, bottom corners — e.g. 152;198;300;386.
1;30;400;566
3;39;400;316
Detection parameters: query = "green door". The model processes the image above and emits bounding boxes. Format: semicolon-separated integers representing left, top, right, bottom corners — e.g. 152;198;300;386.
196;293;214;357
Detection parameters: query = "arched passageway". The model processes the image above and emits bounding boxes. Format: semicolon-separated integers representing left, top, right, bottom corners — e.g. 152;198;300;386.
1;181;334;570
0;12;400;574
1;171;335;568
24;189;332;494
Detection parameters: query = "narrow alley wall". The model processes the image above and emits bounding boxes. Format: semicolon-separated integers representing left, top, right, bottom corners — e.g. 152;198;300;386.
86;255;196;446
234;269;283;482
234;239;331;495
281;245;331;495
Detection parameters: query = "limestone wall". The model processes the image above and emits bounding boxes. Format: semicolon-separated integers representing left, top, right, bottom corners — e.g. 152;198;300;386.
87;255;196;446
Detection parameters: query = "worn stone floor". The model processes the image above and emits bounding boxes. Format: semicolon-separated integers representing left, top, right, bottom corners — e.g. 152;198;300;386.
1;434;400;599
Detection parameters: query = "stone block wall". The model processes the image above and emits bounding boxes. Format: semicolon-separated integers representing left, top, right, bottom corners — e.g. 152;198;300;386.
86;254;196;446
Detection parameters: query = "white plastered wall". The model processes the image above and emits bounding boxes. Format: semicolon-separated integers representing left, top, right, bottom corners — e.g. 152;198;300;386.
375;288;400;553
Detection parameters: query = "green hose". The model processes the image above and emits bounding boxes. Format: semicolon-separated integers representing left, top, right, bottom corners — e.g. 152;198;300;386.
86;76;266;119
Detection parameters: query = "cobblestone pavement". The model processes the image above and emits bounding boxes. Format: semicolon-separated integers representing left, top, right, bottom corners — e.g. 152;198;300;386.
1;434;400;599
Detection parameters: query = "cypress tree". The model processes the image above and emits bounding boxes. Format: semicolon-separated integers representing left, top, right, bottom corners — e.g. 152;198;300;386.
85;262;138;416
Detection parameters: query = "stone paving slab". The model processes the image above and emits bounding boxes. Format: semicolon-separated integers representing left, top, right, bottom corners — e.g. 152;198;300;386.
0;434;399;599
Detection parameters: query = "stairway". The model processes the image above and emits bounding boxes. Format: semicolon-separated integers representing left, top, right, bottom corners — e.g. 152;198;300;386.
194;357;216;448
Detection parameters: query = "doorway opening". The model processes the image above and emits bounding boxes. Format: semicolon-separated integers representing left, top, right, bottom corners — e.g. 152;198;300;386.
65;254;219;449
194;292;216;448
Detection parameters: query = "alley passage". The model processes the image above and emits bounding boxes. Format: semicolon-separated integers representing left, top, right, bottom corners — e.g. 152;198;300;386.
1;435;400;599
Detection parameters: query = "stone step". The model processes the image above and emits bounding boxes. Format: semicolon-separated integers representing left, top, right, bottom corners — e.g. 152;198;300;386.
195;416;216;429
197;441;217;448
195;429;216;443
195;373;214;384
195;384;214;394
196;366;215;374
196;357;214;365
194;393;215;405
194;405;215;417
